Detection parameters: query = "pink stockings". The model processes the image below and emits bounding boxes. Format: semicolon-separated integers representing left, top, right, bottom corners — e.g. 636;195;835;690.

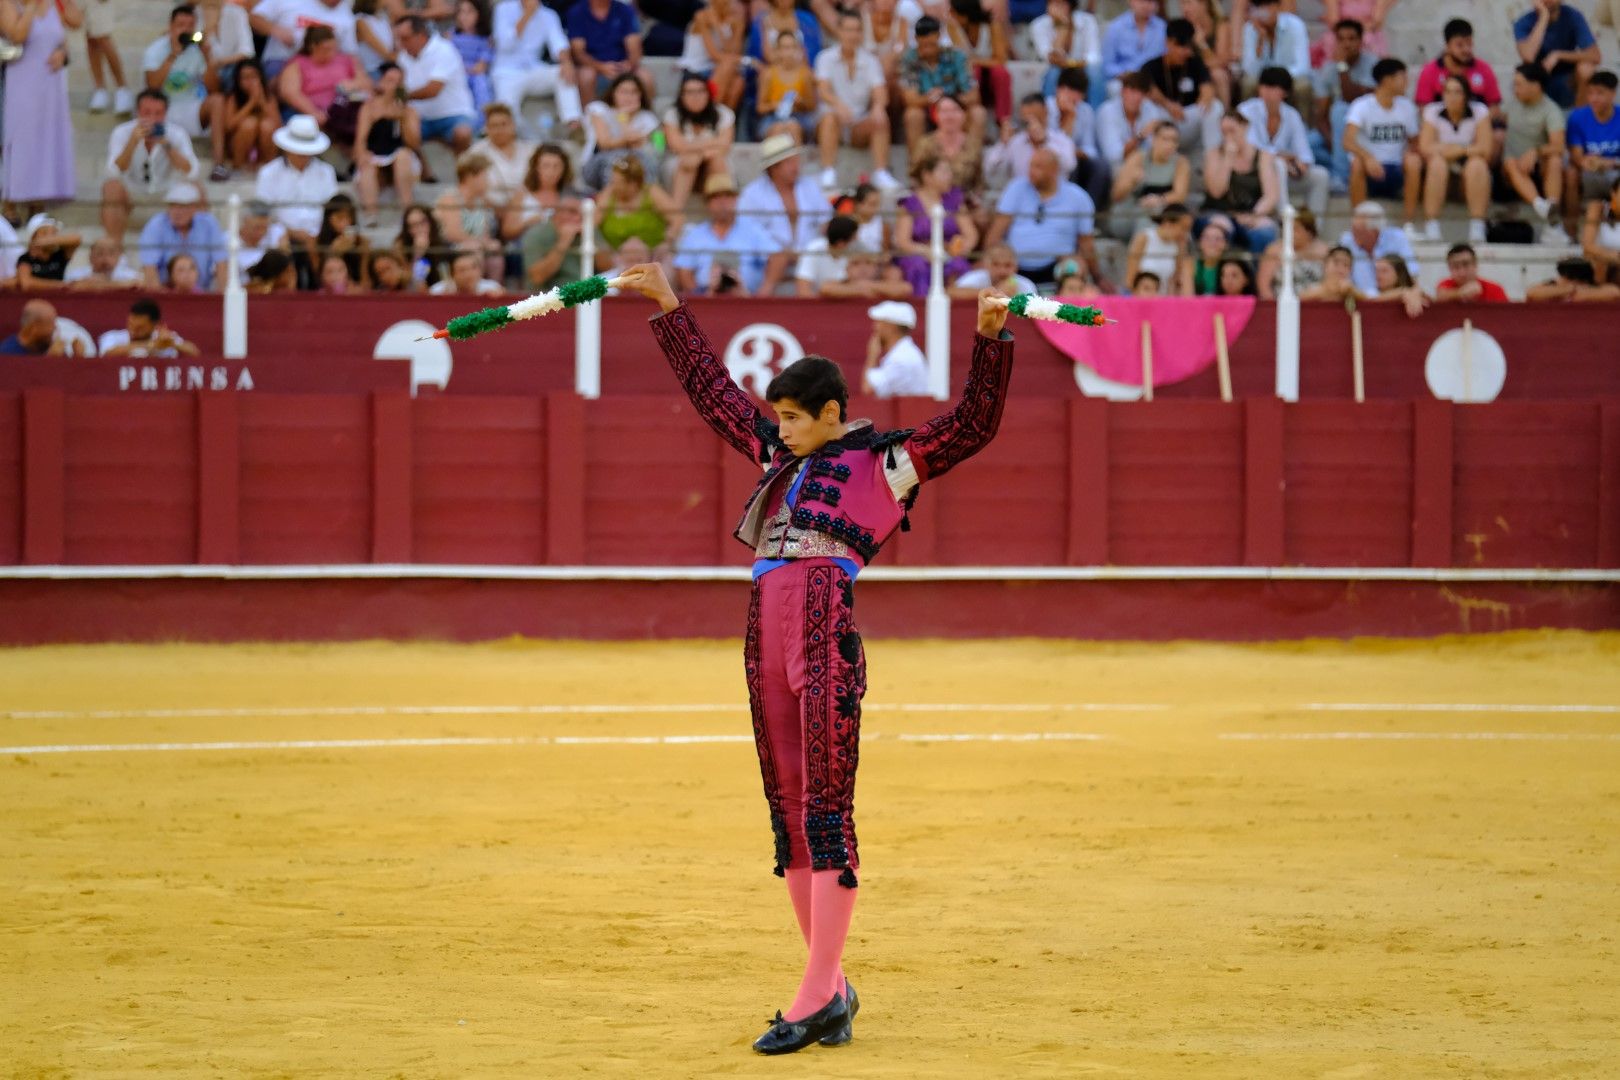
745;560;867;1021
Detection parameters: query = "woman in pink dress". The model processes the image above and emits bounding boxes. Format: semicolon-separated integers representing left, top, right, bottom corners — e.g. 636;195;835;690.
0;0;82;209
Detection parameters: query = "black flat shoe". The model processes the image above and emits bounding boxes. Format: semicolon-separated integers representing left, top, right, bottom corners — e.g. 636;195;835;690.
818;979;859;1047
751;992;849;1055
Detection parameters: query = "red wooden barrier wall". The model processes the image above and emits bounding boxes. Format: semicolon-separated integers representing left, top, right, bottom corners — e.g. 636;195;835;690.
3;389;1617;571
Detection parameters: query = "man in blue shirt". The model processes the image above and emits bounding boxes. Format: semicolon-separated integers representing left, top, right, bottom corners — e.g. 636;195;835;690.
985;146;1097;283
673;174;780;296
1567;69;1620;205
566;0;646;100
137;181;225;289
1100;0;1165;83
1514;0;1601;109
1338;200;1417;294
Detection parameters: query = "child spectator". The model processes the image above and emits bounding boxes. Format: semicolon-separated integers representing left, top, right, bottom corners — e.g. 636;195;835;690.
354;63;425;225
679;0;746;110
582;71;661;190
1030;0;1100;99
757;31;817;144
841;181;889;254
1417;74;1491;242
1216;257;1256;296
317;193;372;290
1054;255;1103;298
319;252;361;293
451;0;494;112
893;152;977;296
1125;202;1193;295
1567;70;1620;211
1500;63;1570;243
15;217;81;291
1344;57;1421;226
369;249;415;292
663;73;736;206
1434;242;1510;302
167;251;205;294
219;60;278;175
814;9;898;191
1131;270;1161;296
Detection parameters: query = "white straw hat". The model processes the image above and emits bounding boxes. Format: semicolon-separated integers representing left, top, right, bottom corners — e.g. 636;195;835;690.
758;133;803;170
866;301;917;329
272;114;331;156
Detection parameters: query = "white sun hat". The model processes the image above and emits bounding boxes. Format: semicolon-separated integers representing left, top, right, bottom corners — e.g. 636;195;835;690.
272;114;331;156
866;300;917;329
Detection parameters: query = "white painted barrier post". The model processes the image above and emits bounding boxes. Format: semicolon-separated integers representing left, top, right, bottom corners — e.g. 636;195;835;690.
223;193;247;359
574;198;601;398
925;201;950;401
1274;203;1300;402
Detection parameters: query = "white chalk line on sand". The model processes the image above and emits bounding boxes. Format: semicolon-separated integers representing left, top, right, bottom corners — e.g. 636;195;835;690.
0;732;1113;755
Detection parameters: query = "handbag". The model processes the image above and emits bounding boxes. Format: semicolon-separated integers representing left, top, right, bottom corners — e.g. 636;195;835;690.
1486;219;1535;245
0;38;22;63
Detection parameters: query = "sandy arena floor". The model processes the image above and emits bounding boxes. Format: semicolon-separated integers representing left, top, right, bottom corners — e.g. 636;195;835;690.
3;632;1618;1078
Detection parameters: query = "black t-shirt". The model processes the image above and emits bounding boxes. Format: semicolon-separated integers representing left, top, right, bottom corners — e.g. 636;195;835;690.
18;249;68;282
1141;54;1212;108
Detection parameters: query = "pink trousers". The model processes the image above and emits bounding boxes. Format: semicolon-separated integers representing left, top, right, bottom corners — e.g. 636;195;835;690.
745;559;866;887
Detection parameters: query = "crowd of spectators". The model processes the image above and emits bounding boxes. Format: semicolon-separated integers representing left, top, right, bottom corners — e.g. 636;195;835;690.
5;0;1620;350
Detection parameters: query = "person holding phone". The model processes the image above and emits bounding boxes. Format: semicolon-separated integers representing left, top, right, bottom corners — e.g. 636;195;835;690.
142;3;225;153
101;89;201;239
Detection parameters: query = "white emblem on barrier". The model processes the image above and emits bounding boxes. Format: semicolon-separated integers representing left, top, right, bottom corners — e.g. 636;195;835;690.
1424;325;1506;403
724;323;804;397
374;319;453;394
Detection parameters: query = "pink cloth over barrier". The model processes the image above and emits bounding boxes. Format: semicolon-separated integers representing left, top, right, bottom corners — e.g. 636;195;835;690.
1036;296;1258;388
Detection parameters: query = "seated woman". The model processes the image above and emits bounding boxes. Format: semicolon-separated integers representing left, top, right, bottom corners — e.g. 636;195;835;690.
278;25;371;165
316;193;372;289
679;0;747;110
1107;121;1189;241
395;202;455;291
1215;256;1257;296
1256;209;1329;300
167;252;204;294
219;60;278;176
594;156;681;263
1417;74;1492;243
368;249;415;292
914;96;987;214
1527;257;1620;301
891;152;977;296
664;74;736;206
582;72;661;192
1191;215;1233;296
353;62;423;226
1369;253;1429;317
756;31;818;145
1201;111;1281;253
1582;175;1620;282
503;143;577;241
1299;245;1365;303
434;153;504;281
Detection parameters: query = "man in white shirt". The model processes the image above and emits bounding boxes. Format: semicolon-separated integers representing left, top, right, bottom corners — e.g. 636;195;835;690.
1096;72;1168;165
100;89;201;240
738;136;832;296
142;5;222;141
98;298;201;359
862;301;929;398
1238;66;1329;215
233;200;289;285
1240;0;1312;114
986;93;1077;187
394;13;479;154
673;174;781;296
429;251;506;295
491;0;583;139
66;237;143;290
465;103;536;208
1344;57;1422;224
255;115;338;283
948;243;1038;298
250;0;358;79
814;9;900;192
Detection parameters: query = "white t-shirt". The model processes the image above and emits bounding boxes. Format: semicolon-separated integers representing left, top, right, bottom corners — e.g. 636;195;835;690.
867;335;929;397
794;238;848;289
583;101;659;160
1421;100;1489;149
399;34;476;120
1345;93;1421;165
105;119;201;192
429;278;504;295
252;0;358;66
814;46;885;117
255;157;339;236
467;137;537;206
953;268;1037;294
65;260;142;285
1028;11;1101;68
97;328;191;358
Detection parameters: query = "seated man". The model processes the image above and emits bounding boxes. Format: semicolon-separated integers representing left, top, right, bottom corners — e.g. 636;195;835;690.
66;237;142;290
1434;243;1510;302
985;146;1097;283
948;242;1038;298
814;9;899;192
900;15;985;151
1241;65;1329;216
737;138;830;295
1414;19;1501;112
137;182;227;290
1566;69;1620;213
1500;62;1569;243
1514;0;1600;110
0;300;74;356
674;174;779;296
101;89;200;240
1141;17;1220;154
429;250;505;294
142;5;223;159
566;0;651;102
521;197;586;291
98;298;202;358
255;116;339;285
1311;19;1378;190
1338;199;1417;295
1239;0;1312;115
1526;256;1620;300
491;0;583;140
394;14;479;155
1095;71;1167;166
862;300;928;398
985;93;1076;188
1099;0;1165;85
1344;58;1421;225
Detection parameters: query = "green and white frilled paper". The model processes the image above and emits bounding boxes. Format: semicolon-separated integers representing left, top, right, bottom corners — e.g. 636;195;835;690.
438;275;614;341
1004;293;1107;327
